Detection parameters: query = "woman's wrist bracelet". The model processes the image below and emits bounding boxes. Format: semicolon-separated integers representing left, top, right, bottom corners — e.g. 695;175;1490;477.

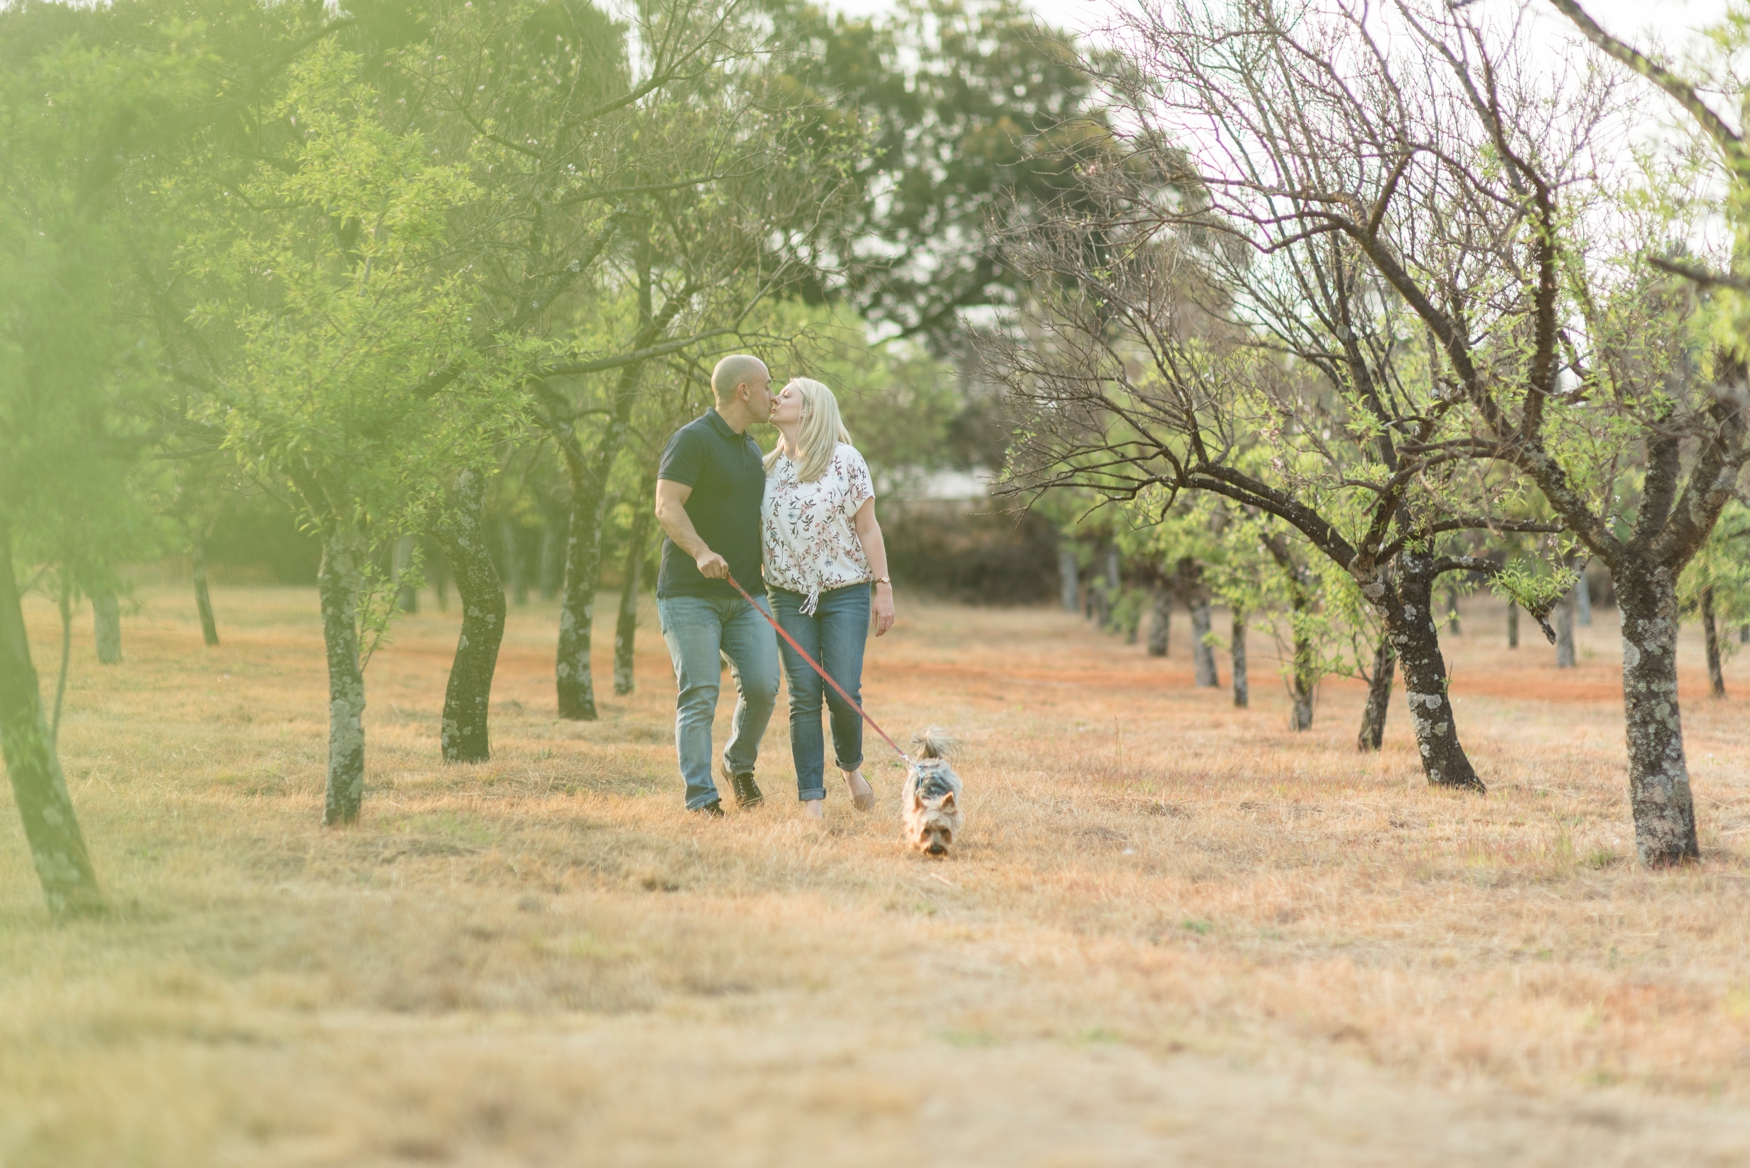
873;576;892;587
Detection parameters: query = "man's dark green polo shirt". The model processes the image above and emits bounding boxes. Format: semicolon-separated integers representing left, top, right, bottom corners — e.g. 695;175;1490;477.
656;408;767;599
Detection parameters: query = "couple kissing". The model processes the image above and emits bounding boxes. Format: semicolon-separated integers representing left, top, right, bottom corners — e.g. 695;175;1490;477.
651;354;897;818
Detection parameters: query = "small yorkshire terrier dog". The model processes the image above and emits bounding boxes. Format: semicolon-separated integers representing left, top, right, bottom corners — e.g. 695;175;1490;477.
902;731;962;857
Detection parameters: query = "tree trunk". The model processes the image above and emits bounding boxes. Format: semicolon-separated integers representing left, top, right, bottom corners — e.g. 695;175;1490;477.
1702;586;1726;699
1576;568;1593;627
1289;603;1315;732
1058;544;1080;613
1147;586;1170;657
1615;565;1699;866
1507;602;1519;649
434;470;505;763
1261;536;1315;721
1190;599;1217;687
500;517;527;607
1387;566;1484;792
556;459;602;719
0;525;104;918
1090;582;1111;631
92;588;120;664
192;543;220;648
393;533;419;614
1097;546;1121;632
556;389;648;720
318;530;367;826
1555;589;1576;668
1231;607;1248;708
614;478;656;697
1357;637;1395;752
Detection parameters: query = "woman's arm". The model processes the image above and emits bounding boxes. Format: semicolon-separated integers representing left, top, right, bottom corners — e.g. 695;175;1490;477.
853;497;896;636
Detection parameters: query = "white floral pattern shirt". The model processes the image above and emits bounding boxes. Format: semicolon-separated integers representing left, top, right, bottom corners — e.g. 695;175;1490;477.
762;443;876;614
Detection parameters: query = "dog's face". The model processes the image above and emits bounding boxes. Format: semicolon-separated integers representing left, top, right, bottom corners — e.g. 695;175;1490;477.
907;787;959;856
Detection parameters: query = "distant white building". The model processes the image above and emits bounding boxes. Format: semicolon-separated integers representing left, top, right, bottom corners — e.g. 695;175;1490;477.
879;466;995;506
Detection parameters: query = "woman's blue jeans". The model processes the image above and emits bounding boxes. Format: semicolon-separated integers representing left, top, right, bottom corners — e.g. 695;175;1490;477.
770;584;870;801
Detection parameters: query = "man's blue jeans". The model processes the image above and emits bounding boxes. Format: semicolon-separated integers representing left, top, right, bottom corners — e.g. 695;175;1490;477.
657;593;780;810
770;584;870;802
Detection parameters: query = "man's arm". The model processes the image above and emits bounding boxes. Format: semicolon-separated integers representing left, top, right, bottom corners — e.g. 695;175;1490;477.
655;478;729;579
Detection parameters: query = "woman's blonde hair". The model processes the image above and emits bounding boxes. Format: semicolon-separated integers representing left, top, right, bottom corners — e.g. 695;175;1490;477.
764;377;854;483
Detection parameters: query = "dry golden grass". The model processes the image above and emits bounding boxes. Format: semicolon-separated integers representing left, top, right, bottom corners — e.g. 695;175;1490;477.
5;581;1750;1166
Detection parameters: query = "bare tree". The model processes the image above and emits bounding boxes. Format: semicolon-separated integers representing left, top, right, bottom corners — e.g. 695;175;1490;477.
1082;0;1749;862
989;2;1567;792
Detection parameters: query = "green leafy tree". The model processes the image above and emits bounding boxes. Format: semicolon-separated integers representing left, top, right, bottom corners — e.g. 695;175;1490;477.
174;40;529;823
771;0;1114;347
1680;502;1750;697
0;3;236;916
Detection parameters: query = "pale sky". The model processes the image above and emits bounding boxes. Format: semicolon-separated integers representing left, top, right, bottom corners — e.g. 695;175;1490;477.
824;0;1733;62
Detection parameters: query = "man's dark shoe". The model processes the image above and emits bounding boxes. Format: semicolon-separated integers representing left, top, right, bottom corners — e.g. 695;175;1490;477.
693;799;724;817
732;773;764;809
721;758;764;809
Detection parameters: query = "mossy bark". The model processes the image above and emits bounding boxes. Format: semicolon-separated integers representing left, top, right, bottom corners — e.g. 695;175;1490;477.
613;485;654;697
1555;589;1576;668
1701;586;1725;699
1615;565;1699;865
556;464;603;721
1230;608;1247;708
1386;563;1483;792
557;379;644;720
192;544;220;647
319;530;367;826
92;588;120;664
435;470;504;763
1189;598;1217;687
1147;586;1170;657
1288;591;1315;732
1177;556;1217;687
1358;637;1395;752
0;526;103;918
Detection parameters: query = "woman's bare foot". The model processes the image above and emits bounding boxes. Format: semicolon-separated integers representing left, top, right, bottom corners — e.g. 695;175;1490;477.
842;768;875;811
804;799;825;820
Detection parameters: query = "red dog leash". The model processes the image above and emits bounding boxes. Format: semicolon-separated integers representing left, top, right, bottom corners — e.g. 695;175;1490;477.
724;572;912;765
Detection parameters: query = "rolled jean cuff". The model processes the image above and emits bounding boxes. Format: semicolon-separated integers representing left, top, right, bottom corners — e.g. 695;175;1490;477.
798;789;826;802
835;756;864;773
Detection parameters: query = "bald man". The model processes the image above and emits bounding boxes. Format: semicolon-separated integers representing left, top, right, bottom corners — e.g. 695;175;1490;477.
652;355;779;815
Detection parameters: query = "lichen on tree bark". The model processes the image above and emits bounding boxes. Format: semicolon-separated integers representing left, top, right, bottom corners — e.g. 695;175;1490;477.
319;530;367;826
435;469;504;763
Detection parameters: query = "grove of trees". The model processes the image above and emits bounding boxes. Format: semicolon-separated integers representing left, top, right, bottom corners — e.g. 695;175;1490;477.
3;0;1749;917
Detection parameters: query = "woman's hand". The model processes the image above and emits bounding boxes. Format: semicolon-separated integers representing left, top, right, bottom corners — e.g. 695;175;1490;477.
872;582;896;636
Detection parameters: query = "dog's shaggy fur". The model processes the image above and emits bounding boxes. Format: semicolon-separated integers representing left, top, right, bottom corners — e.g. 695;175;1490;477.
902;731;962;857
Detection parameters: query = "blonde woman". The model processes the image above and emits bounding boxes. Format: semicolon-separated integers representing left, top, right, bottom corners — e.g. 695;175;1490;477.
762;377;896;818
